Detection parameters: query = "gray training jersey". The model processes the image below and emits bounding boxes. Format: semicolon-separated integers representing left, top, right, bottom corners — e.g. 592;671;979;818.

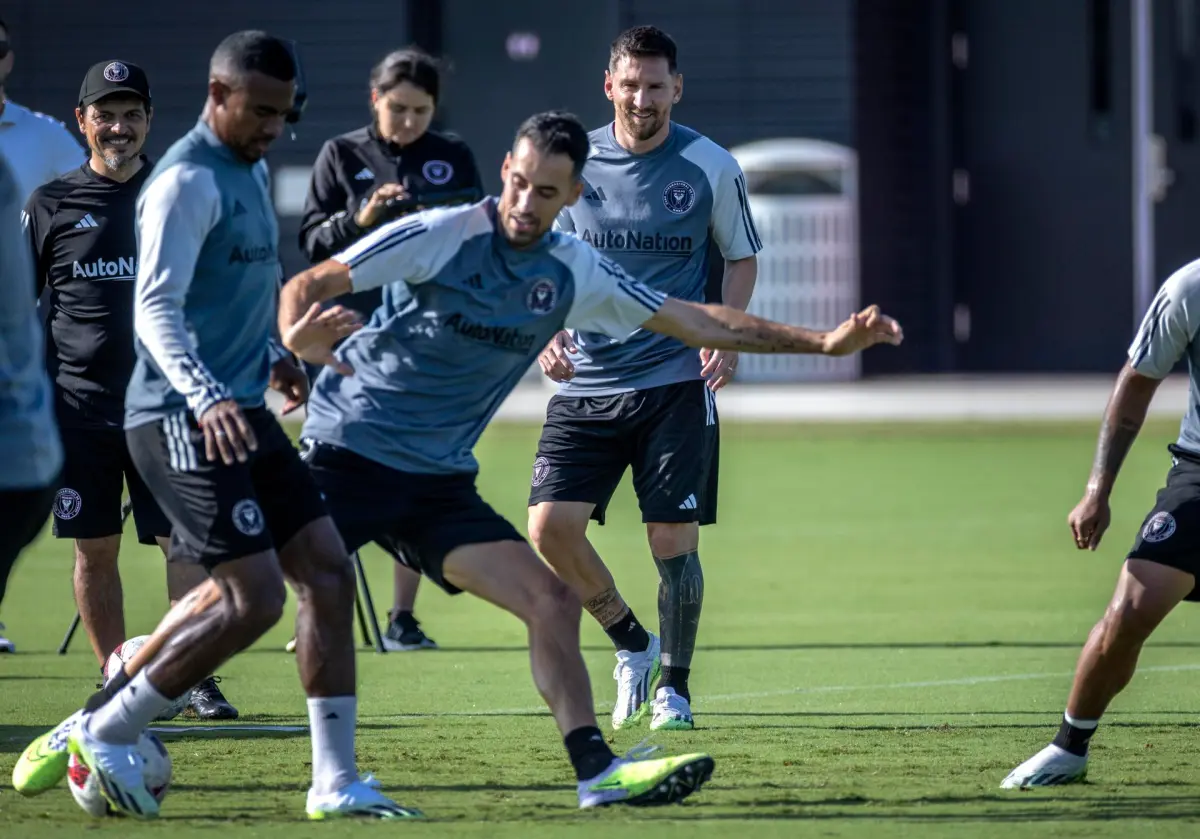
1130;260;1200;455
125;121;287;428
555;122;762;395
0;151;62;489
302;198;668;474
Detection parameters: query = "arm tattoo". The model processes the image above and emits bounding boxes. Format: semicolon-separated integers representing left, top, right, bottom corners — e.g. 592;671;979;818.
1091;411;1142;489
706;306;826;354
582;587;630;629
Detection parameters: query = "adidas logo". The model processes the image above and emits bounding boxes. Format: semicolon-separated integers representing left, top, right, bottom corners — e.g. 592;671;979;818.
678;494;698;511
74;213;99;230
354;168;373;181
583;185;606;203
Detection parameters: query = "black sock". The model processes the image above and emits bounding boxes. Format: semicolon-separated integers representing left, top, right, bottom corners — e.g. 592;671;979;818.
564;725;616;781
659;665;691;702
1051;714;1097;757
84;667;129;712
390;610;419;632
604;609;651;653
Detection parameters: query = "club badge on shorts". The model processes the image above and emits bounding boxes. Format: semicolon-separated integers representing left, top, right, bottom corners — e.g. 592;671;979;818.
531;456;550;487
231;499;265;537
54;488;82;520
1142;510;1177;543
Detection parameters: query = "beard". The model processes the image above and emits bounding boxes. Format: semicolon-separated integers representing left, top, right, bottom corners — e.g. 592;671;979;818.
619;107;666;142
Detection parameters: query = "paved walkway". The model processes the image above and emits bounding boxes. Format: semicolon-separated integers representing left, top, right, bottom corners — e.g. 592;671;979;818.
268;374;1193;423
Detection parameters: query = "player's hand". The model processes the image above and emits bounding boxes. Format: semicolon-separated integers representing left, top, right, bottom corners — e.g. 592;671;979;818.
821;305;904;356
538;331;577;382
355;183;409;228
1068;490;1112;551
700;348;738;391
282;303;361;377
197;400;257;466
269;357;309;416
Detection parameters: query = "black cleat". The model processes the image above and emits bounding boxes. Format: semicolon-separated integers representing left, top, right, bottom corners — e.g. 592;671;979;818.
187;676;239;720
382;616;438;652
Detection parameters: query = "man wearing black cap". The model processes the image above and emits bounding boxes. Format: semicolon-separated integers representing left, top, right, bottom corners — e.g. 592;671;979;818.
21;60;237;720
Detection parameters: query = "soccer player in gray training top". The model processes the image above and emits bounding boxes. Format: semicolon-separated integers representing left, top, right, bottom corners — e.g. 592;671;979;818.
527;26;758;733
278;110;901;810
1001;261;1200;789
56;31;414;820
0;148;63;618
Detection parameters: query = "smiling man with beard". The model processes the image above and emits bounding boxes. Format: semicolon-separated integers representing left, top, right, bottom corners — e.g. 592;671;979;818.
20;60;237;721
527;26;762;735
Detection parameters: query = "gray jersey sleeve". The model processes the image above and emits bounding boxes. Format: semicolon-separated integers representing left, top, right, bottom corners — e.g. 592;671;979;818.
134;162;229;417
333;204;485;292
555;237;667;339
1128;263;1200;378
680;139;763;261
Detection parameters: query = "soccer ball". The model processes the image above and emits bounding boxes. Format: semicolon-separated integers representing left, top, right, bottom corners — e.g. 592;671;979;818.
66;731;172;817
104;635;192;721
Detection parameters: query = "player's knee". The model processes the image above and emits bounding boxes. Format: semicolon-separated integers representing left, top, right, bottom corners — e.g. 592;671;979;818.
304;554;356;614
229;573;287;636
646;523;697;559
529;571;582;628
74;536;122;569
527;505;587;558
1102;596;1160;647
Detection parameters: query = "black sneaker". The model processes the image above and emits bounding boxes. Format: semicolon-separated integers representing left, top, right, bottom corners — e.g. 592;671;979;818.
382;616;438;652
187;676;239;720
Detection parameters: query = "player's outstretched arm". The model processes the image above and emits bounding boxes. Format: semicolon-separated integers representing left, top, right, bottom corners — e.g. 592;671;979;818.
643;297;903;356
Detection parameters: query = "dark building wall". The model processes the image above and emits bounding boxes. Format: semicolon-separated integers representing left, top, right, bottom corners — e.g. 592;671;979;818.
618;0;854;149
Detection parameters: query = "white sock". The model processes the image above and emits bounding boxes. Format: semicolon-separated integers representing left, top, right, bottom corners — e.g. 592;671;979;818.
307;696;358;796
88;671;174;744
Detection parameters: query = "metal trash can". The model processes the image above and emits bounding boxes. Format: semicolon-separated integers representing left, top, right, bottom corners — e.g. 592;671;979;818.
728;138;861;382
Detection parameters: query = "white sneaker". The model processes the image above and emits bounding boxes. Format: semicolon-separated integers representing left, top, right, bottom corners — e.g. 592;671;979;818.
284;637;297;653
67;715;159;818
0;622;15;653
611;634;661;730
1000;743;1088;789
649;687;694;731
306;779;423;820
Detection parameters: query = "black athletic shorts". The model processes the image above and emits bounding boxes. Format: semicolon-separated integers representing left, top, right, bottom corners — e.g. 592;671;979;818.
1128;446;1200;601
125;407;327;570
301;439;524;595
52;426;170;545
527;379;720;526
0;482;57;606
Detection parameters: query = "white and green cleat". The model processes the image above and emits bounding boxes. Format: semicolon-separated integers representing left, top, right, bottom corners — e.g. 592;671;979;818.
649;686;694;731
612;634;661;730
1000;744;1088;789
11;710;84;796
307;780;424;820
579;749;714;808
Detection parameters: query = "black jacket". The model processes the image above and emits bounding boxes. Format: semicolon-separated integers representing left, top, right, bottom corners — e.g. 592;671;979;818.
24;159;152;427
300;125;484;265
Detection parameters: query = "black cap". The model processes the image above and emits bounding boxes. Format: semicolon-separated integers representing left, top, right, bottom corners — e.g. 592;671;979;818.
78;60;151;109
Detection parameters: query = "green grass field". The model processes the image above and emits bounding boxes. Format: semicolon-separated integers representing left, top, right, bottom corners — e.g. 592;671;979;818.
4;418;1200;836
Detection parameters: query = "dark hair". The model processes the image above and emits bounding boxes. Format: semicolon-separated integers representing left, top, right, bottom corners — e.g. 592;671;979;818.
370;48;440;103
514;111;589;178
0;14;8;37
210;30;296;83
609;25;678;73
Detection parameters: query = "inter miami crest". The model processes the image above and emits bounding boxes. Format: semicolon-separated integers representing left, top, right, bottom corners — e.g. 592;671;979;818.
104;62;130;82
423;160;454;185
526;278;558;314
531;456;550;487
1142;510;1177;543
231;499;265;537
663;180;696;214
54;488;82;520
